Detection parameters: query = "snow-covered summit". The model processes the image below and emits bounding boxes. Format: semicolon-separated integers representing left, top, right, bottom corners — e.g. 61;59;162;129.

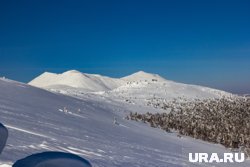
122;71;166;82
29;70;168;92
29;70;125;92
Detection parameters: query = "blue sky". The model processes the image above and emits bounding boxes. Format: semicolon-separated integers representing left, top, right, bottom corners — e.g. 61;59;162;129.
0;0;250;94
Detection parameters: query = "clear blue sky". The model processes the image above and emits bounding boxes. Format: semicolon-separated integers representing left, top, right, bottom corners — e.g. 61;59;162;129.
0;0;249;94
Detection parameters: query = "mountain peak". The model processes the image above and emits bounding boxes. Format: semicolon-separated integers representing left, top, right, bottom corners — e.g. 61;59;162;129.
29;70;125;91
122;71;166;82
133;70;149;75
62;70;82;75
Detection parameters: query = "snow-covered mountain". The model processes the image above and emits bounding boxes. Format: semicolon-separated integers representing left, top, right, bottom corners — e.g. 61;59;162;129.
29;70;125;92
29;70;233;105
121;71;167;82
0;78;248;167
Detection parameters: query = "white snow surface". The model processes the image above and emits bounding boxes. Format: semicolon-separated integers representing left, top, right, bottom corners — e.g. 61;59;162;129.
0;78;248;167
121;71;167;82
29;70;125;92
29;70;233;103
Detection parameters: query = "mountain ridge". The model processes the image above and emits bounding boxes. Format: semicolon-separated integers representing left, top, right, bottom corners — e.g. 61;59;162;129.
28;70;233;100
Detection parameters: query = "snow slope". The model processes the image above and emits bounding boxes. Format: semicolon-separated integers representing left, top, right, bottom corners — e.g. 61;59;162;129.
105;79;232;107
0;78;248;167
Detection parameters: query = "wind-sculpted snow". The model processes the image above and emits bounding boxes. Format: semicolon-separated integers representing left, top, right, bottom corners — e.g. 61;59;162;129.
0;78;249;167
12;152;92;167
0;123;8;154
